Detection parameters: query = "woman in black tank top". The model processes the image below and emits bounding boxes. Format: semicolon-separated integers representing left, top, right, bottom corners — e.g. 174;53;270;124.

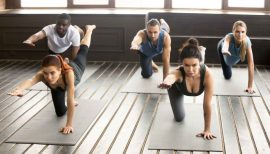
159;38;216;140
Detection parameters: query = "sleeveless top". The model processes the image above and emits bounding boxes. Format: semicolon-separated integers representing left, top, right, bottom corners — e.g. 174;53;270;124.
139;29;165;57
222;33;252;66
175;64;206;96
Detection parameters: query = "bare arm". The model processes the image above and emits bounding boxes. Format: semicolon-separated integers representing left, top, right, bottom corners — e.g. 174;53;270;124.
70;46;80;60
23;30;46;47
221;35;232;56
130;30;144;52
8;71;43;96
60;71;76;134
162;32;171;79
246;46;255;93
159;69;180;89
197;67;216;140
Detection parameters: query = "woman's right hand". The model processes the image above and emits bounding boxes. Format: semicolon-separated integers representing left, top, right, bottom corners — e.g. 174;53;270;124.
8;89;24;97
158;82;172;89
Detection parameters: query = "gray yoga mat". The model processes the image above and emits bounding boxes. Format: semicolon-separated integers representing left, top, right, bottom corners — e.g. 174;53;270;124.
121;66;177;94
149;102;222;152
28;63;100;91
29;82;49;91
212;67;260;96
6;99;107;145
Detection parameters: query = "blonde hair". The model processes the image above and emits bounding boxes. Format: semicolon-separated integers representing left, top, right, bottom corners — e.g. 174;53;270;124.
232;20;247;62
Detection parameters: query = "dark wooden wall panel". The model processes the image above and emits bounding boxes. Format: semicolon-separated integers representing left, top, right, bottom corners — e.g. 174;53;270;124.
0;12;269;65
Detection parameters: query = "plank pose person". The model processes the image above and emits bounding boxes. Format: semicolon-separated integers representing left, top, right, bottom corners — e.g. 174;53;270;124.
23;13;82;60
159;38;216;140
9;25;96;134
130;18;171;79
217;20;255;94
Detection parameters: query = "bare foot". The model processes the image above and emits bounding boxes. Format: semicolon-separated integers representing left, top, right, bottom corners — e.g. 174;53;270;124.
64;57;69;63
74;25;84;38
75;101;78;106
152;61;159;72
160;18;170;33
85;25;96;31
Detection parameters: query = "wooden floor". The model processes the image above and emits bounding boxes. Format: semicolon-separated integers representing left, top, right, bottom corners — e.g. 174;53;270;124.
0;60;269;154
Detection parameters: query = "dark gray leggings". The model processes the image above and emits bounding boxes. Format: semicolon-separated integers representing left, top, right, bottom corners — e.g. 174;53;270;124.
168;84;185;122
51;45;89;117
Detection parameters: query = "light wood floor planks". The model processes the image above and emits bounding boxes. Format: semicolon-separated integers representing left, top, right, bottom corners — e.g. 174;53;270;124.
0;60;269;154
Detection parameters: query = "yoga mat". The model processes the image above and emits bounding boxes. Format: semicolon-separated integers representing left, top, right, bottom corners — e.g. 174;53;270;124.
121;66;177;94
6;99;107;145
212;67;260;96
29;82;49;91
28;63;100;91
149;102;222;152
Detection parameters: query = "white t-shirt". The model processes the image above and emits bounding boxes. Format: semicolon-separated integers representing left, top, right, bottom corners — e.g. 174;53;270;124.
42;24;80;53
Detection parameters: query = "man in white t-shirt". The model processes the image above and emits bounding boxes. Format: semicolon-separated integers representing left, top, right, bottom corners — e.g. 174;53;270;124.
23;13;81;60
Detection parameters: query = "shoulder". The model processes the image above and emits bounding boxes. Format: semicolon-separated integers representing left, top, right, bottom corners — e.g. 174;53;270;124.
67;25;80;38
33;70;44;82
163;31;171;45
137;29;146;36
245;36;252;46
69;25;79;34
42;24;56;36
64;70;75;84
43;24;55;31
203;65;214;85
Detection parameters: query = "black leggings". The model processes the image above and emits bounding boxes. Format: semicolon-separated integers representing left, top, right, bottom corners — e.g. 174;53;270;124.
168;84;185;122
217;39;232;79
51;45;89;117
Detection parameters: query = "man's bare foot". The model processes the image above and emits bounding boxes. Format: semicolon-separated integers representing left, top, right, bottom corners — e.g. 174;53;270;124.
64;57;69;63
152;61;159;72
85;25;96;31
160;18;170;33
74;25;84;38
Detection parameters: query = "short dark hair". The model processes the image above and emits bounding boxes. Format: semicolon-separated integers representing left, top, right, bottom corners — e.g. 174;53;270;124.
179;45;202;62
146;18;160;27
57;13;71;23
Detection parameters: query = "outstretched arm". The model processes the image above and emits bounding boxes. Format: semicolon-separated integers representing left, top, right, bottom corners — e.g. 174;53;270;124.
159;69;180;89
221;35;232;56
8;71;43;96
197;67;216;140
130;30;144;53
162;32;171;79
246;46;255;93
23;30;46;47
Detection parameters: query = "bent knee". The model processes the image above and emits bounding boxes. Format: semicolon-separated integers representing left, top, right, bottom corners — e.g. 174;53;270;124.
174;115;185;122
55;110;67;117
141;73;152;78
224;74;232;80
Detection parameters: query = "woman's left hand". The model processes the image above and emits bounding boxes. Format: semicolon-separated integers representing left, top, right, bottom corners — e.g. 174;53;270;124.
59;125;74;134
245;88;255;94
196;131;216;140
